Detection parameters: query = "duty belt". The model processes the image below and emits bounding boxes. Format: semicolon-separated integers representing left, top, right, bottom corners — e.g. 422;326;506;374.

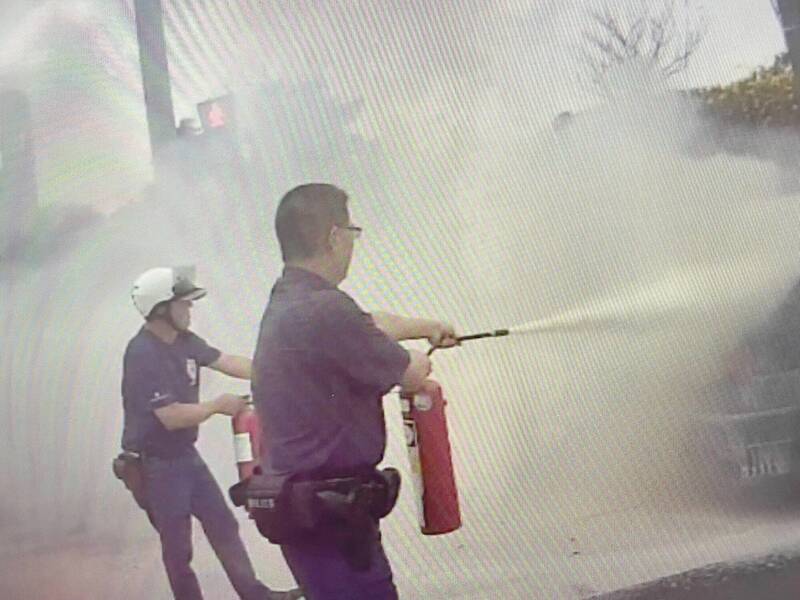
230;467;401;544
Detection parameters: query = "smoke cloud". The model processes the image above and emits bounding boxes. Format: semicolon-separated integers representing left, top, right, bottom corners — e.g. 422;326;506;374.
2;2;800;598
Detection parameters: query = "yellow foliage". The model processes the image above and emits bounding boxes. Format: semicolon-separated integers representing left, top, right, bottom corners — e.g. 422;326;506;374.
694;56;800;127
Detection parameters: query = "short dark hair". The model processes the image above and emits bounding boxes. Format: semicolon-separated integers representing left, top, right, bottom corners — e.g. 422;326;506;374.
275;184;349;261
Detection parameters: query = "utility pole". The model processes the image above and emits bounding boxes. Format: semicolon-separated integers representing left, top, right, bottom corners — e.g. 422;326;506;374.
0;89;38;244
777;0;800;103
133;0;176;176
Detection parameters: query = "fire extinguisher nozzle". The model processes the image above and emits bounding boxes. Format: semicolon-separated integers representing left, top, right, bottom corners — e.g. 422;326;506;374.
455;329;511;343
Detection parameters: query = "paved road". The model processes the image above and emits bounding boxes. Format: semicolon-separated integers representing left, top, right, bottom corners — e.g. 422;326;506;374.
593;552;800;600
6;492;800;599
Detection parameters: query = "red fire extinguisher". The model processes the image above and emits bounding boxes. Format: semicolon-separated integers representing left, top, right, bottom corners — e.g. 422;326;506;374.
400;380;461;535
231;397;262;481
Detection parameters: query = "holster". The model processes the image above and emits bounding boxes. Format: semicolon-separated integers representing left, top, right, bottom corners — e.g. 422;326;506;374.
230;472;303;543
230;467;401;570
112;451;149;512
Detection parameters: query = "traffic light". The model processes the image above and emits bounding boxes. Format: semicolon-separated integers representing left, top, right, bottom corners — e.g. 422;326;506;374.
195;94;239;171
197;95;236;136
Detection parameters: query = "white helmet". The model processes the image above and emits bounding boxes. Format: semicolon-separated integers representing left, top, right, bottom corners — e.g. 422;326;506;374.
131;266;207;319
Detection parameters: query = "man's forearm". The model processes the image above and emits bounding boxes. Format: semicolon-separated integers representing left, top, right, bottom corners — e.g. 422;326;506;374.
210;354;252;379
371;312;436;342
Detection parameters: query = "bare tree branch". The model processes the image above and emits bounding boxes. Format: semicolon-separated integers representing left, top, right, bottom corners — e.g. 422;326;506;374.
650;18;667;61
582;0;706;84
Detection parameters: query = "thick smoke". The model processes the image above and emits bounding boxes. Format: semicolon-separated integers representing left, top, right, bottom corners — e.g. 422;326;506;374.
2;2;800;599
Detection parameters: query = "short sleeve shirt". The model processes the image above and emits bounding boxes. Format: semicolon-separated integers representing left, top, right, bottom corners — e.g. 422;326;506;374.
252;267;410;477
121;327;221;457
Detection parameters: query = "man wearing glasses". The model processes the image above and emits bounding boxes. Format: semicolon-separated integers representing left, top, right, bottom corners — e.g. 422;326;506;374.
251;183;458;599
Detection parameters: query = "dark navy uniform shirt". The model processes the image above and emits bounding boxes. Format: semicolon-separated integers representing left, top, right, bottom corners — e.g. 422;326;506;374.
252;267;410;477
121;327;221;457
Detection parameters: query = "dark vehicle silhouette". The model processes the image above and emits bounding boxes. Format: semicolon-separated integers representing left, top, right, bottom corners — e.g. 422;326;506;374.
706;283;800;481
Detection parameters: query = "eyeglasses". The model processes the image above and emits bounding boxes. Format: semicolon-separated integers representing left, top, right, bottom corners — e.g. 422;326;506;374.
337;225;363;239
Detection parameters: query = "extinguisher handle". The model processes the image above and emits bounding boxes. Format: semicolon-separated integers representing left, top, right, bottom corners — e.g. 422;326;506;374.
427;343;455;356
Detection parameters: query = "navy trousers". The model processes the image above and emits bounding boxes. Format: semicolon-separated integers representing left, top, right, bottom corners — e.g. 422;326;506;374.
144;450;273;600
280;526;398;600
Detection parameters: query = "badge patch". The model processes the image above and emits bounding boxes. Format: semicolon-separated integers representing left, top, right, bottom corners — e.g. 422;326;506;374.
149;391;170;404
186;359;198;386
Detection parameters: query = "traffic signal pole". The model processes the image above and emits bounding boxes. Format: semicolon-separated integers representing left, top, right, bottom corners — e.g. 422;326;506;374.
133;0;176;177
0;89;37;245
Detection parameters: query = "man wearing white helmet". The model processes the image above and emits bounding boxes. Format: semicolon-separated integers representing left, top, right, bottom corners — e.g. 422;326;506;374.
120;266;302;600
